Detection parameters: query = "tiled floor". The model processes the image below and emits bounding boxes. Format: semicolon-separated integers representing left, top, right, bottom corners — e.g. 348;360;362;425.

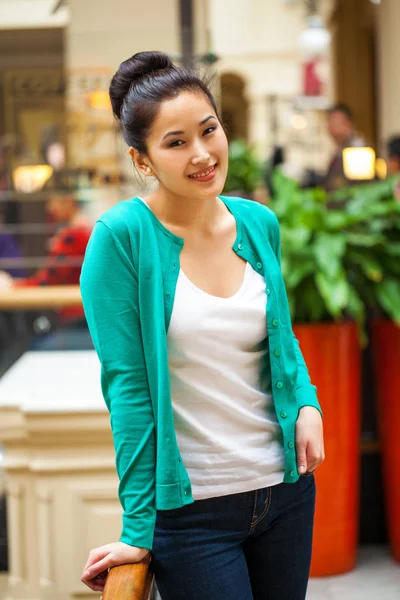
307;546;400;599
1;546;399;599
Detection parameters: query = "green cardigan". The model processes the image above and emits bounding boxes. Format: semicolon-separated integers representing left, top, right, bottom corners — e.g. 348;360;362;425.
80;196;321;550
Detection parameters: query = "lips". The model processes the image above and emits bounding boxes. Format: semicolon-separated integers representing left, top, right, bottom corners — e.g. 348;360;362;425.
188;164;217;179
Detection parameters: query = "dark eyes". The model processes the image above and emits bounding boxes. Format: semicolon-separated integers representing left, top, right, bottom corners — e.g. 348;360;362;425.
169;140;184;148
168;126;217;148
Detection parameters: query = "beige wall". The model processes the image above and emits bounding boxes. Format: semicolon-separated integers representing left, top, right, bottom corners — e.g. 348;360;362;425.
377;0;400;153
193;0;209;57
0;0;69;29
65;0;180;71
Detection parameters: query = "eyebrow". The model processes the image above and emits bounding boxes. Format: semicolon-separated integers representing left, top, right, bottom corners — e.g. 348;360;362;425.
162;115;216;141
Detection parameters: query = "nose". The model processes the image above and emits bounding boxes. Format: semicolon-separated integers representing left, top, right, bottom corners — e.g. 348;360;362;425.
191;141;211;165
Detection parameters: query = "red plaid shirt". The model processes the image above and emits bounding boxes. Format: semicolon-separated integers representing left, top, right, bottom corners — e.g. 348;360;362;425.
15;223;92;321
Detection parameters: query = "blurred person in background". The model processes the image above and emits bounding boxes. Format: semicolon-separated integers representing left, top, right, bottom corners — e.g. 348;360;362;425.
324;103;366;192
387;135;400;201
79;50;324;600
0;216;26;279
0;146;25;278
0;191;92;322
264;145;285;199
387;135;400;176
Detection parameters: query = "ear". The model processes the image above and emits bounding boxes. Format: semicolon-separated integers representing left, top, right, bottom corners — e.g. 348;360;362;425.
128;147;154;177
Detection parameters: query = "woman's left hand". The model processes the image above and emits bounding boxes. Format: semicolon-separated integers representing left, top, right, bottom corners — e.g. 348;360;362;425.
295;406;325;475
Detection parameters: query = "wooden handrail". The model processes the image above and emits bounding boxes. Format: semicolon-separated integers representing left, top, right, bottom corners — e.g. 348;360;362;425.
102;556;153;600
0;285;82;310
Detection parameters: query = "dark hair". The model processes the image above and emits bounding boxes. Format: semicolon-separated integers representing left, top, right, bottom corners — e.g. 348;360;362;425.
109;51;219;154
387;136;400;159
327;103;354;122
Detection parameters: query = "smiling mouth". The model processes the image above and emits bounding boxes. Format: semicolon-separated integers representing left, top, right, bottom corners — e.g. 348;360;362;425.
188;164;217;179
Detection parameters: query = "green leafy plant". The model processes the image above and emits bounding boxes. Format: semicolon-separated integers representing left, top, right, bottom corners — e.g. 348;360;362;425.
223;139;264;194
271;170;400;332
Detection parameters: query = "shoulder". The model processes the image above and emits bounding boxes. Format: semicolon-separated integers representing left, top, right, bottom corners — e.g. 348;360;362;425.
84;197;149;264
220;195;279;233
97;197;147;238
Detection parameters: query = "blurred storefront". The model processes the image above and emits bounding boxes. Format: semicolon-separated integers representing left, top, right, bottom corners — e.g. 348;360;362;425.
1;0;398;192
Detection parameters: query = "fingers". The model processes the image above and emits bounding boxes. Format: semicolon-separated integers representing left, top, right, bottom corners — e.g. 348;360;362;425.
81;549;112;591
81;566;109;591
83;554;113;583
81;569;108;592
305;441;325;473
296;440;308;474
83;546;109;572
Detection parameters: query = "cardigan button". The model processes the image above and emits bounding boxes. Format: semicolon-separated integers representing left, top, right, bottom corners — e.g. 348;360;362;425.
256;261;262;269
288;440;294;449
274;348;281;357
238;243;244;250
280;410;287;418
266;288;271;296
272;318;279;327
290;470;296;478
276;381;283;389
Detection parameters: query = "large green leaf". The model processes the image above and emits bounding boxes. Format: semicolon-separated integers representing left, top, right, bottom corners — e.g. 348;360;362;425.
315;271;349;318
386;243;400;256
346;232;386;247
280;226;311;250
376;278;400;323
284;260;316;289
325;211;359;230
347;285;366;323
313;233;346;279
346;250;383;282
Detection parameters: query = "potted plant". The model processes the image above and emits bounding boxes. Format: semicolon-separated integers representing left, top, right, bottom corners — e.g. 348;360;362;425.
270;171;400;575
223;139;264;200
336;177;400;564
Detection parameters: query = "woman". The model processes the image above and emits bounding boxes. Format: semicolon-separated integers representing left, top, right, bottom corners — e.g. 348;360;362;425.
80;51;324;600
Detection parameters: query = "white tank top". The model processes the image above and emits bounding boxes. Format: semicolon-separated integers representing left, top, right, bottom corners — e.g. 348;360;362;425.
167;260;285;500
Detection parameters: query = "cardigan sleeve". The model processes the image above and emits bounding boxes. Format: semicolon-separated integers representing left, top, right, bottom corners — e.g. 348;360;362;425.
80;220;156;550
268;210;322;415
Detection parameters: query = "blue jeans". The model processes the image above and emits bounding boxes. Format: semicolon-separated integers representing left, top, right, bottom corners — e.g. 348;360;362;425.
152;475;316;600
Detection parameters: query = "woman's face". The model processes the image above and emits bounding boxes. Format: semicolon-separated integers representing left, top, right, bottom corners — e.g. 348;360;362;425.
137;91;229;199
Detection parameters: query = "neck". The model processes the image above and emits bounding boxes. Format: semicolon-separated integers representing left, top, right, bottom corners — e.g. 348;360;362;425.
147;189;224;234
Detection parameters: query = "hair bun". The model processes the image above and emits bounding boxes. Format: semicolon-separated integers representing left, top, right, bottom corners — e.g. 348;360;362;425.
109;51;175;120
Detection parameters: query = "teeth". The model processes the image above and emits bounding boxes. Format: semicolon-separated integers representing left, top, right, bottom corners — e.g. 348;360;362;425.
190;166;215;178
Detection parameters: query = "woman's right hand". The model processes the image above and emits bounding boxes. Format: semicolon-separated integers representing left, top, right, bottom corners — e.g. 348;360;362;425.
81;541;149;592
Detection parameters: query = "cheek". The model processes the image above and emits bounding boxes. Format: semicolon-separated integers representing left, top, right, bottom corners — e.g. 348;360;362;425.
214;131;229;161
152;152;181;178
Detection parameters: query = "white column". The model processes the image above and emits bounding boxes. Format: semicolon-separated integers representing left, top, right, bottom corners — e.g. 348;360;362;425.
377;0;400;150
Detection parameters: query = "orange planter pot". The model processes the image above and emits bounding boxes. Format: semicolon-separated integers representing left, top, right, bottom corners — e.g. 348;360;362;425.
371;319;400;563
293;321;361;577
